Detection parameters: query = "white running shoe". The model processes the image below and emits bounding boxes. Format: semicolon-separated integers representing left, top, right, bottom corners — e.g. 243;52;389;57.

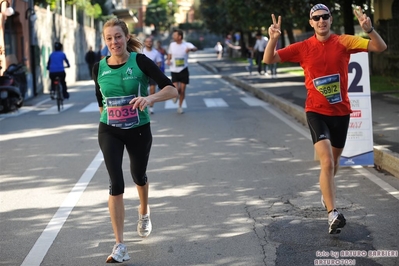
106;243;130;263
177;107;184;114
172;97;178;104
149;107;154;114
328;209;346;234
137;206;152;238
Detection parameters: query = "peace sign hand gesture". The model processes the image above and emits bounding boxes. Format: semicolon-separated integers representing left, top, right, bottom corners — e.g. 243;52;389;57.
268;14;282;39
354;6;373;33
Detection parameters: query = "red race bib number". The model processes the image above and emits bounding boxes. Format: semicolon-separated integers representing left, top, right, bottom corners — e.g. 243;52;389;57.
106;95;139;128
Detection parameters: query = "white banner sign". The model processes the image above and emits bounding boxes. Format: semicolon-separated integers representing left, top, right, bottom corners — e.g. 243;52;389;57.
340;52;374;166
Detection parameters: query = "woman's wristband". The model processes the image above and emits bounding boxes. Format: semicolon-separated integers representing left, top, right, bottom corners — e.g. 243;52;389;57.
365;26;374;34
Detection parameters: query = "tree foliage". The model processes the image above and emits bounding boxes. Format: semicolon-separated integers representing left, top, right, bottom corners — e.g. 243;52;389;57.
200;0;371;45
144;0;178;34
34;0;103;19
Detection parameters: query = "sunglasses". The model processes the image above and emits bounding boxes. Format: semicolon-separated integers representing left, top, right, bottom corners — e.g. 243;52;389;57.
311;14;330;21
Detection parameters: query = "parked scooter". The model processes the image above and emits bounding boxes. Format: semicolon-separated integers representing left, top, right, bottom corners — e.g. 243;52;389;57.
0;63;25;113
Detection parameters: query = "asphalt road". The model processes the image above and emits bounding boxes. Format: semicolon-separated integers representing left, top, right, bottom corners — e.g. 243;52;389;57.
0;50;398;266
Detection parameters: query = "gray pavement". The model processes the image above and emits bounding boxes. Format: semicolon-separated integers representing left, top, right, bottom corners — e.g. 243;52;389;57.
2;52;399;266
196;49;399;178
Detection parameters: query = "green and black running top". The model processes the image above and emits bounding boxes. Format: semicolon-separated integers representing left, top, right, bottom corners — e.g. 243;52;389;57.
93;52;173;129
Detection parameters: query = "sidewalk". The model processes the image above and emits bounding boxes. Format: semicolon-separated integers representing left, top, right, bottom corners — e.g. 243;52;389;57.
197;52;399;178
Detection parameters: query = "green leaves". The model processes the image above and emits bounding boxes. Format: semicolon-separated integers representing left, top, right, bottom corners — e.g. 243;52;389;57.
35;0;102;18
200;0;370;40
145;0;177;33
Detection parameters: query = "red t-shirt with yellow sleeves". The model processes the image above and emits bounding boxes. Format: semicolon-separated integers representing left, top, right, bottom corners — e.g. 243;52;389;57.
277;34;369;116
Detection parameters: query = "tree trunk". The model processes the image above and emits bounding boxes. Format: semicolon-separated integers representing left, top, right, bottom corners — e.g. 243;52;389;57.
342;0;355;34
286;26;296;44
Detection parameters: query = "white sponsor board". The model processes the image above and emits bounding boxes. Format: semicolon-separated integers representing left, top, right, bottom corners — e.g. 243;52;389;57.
340;52;374;166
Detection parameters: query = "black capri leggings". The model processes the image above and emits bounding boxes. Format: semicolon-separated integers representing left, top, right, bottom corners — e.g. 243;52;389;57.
98;122;152;195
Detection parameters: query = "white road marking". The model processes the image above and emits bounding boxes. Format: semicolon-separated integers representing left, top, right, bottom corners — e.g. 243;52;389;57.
80;102;99;113
241;97;269;106
0;98;51;120
165;99;187;109
203;98;228;107
352;166;399;200
20;151;104;266
38;104;73;115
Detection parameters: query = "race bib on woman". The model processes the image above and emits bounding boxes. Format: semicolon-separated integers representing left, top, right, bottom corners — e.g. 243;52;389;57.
313;74;342;104
106;95;139;128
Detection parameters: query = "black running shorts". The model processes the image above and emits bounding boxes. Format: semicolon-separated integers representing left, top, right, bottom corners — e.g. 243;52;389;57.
306;111;350;148
171;67;189;84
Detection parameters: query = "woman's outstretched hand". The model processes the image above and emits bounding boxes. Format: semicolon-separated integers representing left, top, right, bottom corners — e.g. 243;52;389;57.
130;96;152;111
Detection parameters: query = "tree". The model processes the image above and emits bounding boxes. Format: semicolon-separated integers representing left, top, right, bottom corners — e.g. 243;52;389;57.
200;0;371;47
33;0;103;19
199;0;230;35
145;0;178;34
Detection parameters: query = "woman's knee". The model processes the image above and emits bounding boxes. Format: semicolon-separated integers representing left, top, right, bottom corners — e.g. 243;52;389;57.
109;182;124;195
133;173;148;187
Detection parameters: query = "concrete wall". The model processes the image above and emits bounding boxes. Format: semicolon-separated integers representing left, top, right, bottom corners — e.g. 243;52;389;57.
374;0;393;22
33;6;96;94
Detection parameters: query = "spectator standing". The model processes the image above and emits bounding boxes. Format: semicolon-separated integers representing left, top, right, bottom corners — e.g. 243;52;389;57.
85;46;96;79
269;40;281;78
224;34;240;57
254;32;268;75
155;40;167;74
96;45;103;63
214;41;223;59
245;45;254;75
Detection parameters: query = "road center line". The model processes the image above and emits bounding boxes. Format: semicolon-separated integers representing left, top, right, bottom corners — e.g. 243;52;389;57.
21;150;103;266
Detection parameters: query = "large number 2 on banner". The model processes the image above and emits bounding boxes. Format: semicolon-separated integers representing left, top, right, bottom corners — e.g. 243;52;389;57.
340;53;374;166
348;62;363;93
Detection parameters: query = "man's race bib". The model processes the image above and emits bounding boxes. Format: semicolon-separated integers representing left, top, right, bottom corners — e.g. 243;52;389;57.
175;58;185;67
313;74;342;104
106;95;139;129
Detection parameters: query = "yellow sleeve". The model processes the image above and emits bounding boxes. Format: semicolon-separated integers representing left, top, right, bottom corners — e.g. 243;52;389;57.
339;35;369;52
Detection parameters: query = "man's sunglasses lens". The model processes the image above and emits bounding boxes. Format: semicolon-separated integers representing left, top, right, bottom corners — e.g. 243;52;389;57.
312;14;330;21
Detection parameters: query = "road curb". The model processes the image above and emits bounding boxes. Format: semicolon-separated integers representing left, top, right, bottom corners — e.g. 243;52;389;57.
222;73;399;179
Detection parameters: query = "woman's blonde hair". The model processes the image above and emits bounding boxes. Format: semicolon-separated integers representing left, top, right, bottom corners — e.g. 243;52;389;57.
103;18;142;53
